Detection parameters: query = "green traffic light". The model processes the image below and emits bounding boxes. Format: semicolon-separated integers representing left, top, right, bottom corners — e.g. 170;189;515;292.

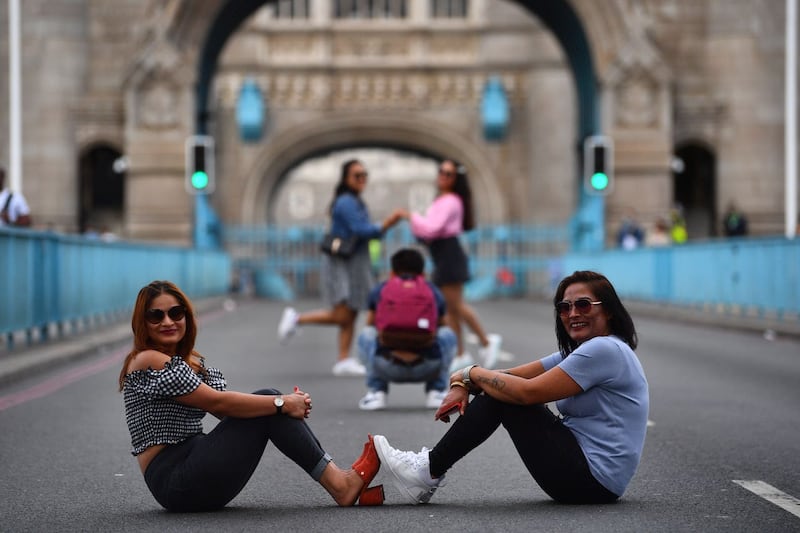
191;170;209;190
590;172;609;191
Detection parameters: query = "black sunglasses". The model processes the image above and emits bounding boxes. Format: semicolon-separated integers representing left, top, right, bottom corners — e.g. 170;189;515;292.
145;305;187;324
555;298;602;317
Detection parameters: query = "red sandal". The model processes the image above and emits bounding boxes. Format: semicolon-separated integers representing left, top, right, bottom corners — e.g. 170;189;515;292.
352;434;384;506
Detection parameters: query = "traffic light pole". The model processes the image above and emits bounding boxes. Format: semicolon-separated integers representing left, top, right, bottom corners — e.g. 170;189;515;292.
194;194;220;250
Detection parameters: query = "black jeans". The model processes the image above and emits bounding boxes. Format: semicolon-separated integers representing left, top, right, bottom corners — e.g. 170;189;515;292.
428;394;619;504
144;389;331;512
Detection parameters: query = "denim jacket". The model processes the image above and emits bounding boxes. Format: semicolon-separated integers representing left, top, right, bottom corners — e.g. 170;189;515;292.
330;192;382;245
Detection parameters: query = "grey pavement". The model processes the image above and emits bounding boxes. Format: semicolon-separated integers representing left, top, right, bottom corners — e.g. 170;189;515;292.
1;295;799;532
1;295;797;387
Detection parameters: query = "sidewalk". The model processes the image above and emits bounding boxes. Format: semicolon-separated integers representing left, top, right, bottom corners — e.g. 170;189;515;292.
0;297;228;387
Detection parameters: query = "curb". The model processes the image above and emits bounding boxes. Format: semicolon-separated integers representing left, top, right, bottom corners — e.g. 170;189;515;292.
0;297;229;387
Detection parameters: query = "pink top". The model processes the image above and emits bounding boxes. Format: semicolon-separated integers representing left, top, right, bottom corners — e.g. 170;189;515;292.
409;193;463;240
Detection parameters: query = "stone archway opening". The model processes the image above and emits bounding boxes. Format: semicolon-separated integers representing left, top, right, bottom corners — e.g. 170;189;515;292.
673;142;717;239
77;144;125;236
270;146;440;226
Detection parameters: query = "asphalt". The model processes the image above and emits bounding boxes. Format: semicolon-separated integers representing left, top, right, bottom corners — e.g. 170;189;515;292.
0;295;797;387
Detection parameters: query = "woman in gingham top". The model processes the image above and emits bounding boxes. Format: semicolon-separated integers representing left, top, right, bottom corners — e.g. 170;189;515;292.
119;280;384;511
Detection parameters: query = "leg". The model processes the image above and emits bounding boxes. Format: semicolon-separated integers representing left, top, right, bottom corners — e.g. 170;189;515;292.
427;393;505;478
357;327;389;393
337;306;358;361
500;402;618;503
439;283;466;354
425;327;457;392
144;388;333;511
458;300;490;347
298;302;357;362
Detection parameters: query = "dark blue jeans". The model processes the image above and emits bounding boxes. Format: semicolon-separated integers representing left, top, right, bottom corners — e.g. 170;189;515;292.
357;326;456;393
428;394;619;504
143;389;331;512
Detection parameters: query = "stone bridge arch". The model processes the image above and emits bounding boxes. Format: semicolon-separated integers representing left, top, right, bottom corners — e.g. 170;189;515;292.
240;112;507;225
120;0;673;246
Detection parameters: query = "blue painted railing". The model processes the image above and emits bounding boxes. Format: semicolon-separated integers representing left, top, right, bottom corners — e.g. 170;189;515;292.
1;227;232;348
223;223;571;300
224;224;799;324
561;236;800;321
5;224;796;348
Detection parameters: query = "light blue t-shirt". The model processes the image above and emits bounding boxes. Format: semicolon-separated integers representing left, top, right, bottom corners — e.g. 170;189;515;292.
541;335;649;496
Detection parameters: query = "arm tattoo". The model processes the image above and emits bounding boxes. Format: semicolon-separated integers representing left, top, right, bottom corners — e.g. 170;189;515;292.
477;374;506;390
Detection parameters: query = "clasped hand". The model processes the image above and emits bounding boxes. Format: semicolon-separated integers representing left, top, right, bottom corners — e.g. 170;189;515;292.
285;386;313;419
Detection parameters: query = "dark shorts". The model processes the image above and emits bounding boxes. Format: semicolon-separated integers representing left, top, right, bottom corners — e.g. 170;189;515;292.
428;236;470;286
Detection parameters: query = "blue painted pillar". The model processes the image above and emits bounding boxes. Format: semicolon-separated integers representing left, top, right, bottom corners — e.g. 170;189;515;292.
194;194;221;249
570;190;605;252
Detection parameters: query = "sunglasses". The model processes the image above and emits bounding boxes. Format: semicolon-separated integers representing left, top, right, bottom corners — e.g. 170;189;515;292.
353;171;368;181
145;305;187;324
555;298;602;317
438;168;456;178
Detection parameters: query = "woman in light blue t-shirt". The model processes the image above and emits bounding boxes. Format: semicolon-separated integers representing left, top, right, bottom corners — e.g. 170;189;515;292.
373;270;649;504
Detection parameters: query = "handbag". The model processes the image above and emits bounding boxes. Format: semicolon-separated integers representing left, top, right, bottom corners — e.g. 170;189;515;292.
320;233;358;258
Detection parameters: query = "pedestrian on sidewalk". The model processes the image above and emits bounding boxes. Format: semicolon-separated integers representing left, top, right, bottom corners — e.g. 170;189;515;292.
0;165;32;228
119;280;384;511
373;270;649;505
277;159;404;377
399;158;501;372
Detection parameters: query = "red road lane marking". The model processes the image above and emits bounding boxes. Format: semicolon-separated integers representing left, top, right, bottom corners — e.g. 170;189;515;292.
0;306;229;412
0;348;127;411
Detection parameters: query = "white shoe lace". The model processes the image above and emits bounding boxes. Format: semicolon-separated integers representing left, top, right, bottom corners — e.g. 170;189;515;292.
389;446;430;471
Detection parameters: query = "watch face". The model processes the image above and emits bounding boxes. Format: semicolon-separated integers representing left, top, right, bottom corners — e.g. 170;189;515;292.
274;397;285;407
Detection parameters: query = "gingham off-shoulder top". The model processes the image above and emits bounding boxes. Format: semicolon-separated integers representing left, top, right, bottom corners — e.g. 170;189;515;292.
123;355;226;455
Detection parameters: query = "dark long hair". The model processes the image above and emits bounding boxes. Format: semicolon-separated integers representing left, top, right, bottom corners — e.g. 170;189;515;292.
553;270;637;357
117;280;200;391
329;159;364;215
443;159;475;231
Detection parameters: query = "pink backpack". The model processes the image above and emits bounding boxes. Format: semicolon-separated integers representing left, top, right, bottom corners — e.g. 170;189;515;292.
375;276;438;350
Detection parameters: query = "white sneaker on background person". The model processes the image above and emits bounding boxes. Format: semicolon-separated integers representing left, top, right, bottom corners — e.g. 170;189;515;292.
277;307;299;343
425;390;447;409
373;435;445;504
478;333;502;369
358;390;387;410
448;352;475;373
332;357;366;377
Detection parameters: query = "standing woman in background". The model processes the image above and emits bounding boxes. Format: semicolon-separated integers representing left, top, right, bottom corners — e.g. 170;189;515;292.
403;159;501;371
278;159;404;376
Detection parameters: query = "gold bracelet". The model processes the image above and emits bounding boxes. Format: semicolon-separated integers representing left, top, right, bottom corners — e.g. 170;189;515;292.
450;381;468;390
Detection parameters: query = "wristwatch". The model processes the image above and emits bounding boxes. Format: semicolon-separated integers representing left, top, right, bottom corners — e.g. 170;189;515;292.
274;396;285;415
462;364;479;386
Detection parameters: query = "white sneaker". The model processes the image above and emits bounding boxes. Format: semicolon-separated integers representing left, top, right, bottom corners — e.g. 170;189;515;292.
449;352;475;373
372;435;444;504
425;389;447;409
358;390;387;411
478;334;502;369
277;307;299;343
332;357;367;377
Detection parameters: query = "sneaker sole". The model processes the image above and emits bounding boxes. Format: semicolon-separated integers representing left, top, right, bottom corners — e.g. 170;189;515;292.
358;400;386;411
373;435;434;505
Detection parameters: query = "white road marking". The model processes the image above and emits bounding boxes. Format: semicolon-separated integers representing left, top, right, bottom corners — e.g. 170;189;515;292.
733;480;800;519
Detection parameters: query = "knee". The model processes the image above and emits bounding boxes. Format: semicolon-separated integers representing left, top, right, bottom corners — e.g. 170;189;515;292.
437;326;456;343
359;325;377;342
252;388;281;396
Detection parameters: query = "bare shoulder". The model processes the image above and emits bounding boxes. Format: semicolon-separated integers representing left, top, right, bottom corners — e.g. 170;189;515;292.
126;350;173;373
